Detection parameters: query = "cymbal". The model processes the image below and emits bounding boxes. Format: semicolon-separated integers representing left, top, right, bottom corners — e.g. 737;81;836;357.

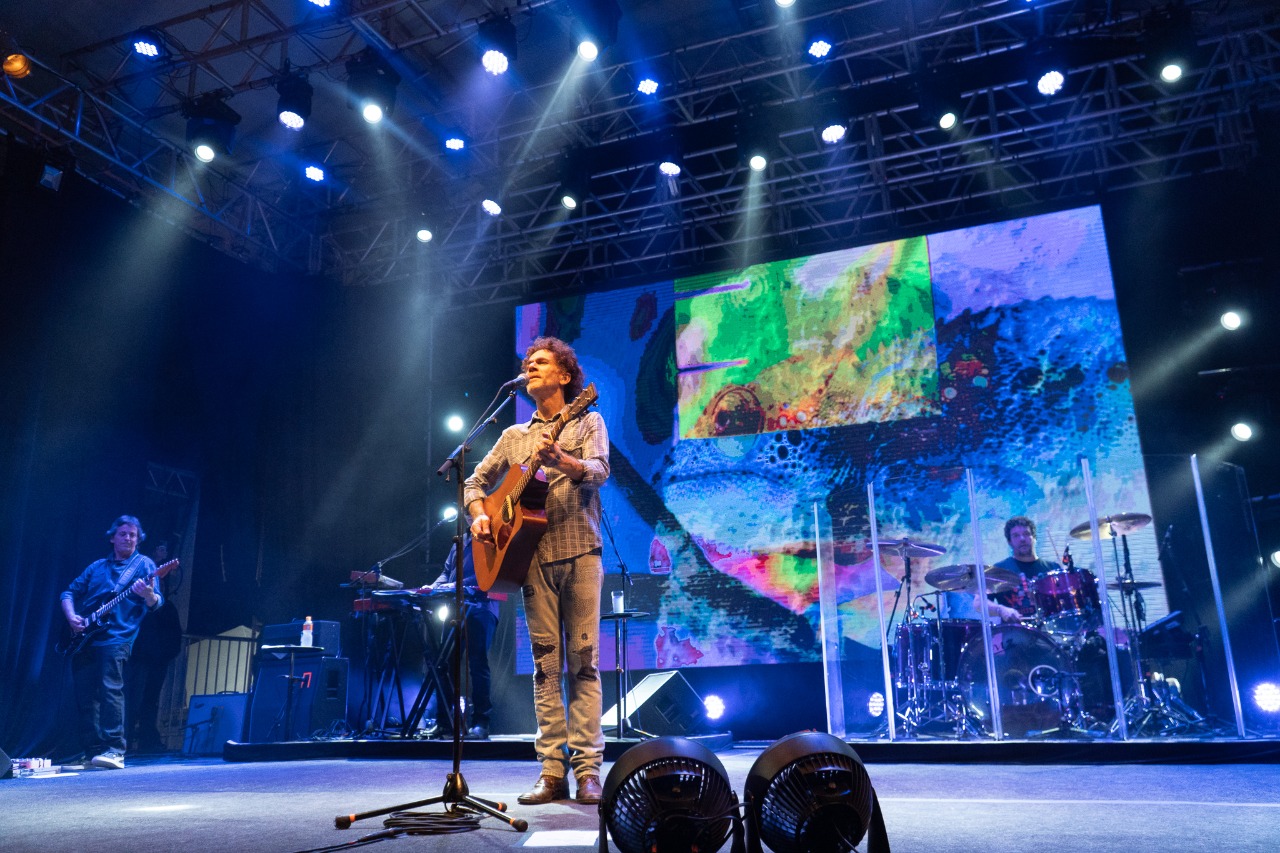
1069;512;1153;540
1114;579;1162;591
874;538;946;558
924;563;1020;593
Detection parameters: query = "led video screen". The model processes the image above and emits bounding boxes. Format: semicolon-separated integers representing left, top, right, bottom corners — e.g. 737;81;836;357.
510;205;1162;672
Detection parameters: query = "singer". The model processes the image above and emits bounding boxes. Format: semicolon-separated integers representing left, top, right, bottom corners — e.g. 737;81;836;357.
463;336;610;805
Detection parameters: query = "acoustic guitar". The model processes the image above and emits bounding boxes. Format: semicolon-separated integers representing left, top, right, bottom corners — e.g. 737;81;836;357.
472;384;599;593
57;559;180;656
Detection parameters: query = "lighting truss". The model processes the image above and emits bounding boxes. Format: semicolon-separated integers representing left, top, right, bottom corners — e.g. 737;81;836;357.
1;0;1279;305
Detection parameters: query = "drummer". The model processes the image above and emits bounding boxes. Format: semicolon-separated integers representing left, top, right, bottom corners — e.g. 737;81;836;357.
987;515;1060;622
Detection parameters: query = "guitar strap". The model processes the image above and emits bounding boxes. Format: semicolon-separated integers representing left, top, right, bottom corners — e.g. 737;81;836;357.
110;552;143;594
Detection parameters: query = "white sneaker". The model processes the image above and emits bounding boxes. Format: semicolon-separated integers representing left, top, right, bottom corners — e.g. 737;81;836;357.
91;751;125;770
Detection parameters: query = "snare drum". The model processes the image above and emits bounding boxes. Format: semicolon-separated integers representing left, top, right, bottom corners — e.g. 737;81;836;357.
1033;569;1101;635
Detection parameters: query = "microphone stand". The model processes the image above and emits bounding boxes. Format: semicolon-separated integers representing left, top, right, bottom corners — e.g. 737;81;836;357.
334;381;527;834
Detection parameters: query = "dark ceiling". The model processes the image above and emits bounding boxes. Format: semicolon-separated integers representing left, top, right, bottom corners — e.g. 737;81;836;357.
3;0;1280;303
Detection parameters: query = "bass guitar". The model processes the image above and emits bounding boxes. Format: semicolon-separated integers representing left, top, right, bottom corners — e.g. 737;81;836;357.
57;559;179;656
473;384;599;593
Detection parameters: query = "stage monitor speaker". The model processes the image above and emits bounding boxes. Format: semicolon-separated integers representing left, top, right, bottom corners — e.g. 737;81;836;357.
258;620;341;657
1;745;11;779
184;693;249;756
247;656;349;742
602;670;708;736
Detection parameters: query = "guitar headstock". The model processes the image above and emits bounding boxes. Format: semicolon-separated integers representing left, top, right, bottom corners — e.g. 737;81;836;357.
155;558;180;579
559;382;598;424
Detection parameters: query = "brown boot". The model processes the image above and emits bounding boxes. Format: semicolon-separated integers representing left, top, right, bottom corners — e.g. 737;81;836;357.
575;774;602;804
517;774;569;805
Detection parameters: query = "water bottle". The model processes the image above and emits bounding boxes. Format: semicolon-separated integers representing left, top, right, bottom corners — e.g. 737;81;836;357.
300;616;314;647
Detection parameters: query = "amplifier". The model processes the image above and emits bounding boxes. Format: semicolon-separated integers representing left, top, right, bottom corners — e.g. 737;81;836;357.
246;655;349;742
184;693;249;755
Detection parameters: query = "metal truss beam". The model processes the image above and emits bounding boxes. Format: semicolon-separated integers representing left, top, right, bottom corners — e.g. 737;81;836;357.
0;58;320;271
2;0;1278;300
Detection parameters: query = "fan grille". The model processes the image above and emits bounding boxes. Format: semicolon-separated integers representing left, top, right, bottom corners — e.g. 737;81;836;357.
757;753;871;853
606;756;738;853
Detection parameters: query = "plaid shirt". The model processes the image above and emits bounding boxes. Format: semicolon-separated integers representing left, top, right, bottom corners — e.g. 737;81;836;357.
464;409;609;564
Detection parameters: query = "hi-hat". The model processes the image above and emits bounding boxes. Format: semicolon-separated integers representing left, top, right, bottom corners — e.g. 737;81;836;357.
874;538;946;558
1070;512;1153;540
924;563;1020;593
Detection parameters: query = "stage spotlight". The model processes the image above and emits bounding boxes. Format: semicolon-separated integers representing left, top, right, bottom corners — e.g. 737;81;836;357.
441;505;459;522
276;72;313;131
637;77;659;95
415;214;433;243
744;731;890;853
658;160;682;177
444;136;466;151
1037;69;1065;96
867;691;885;718
130;30;167;60
1220;310;1243;330
1254;682;1280;713
481;198;502;216
183;94;241;162
558;150;591;212
736;108;778;171
478;13;517;76
445;414;464;432
1027;40;1069;96
1270;549;1280;569
1230;422;1253;442
918;69;962;131
704;695;726;721
821;122;846;144
346;50;400;124
807;39;832;60
1145;5;1197;85
600;737;743;853
307;0;332;6
775;0;796;7
2;31;31;79
569;0;621;62
304;165;325;182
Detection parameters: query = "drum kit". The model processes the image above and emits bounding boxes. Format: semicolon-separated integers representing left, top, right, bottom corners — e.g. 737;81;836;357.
881;511;1192;739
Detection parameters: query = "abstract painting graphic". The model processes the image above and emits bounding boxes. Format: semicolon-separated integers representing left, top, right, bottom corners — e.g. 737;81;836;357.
510;206;1160;675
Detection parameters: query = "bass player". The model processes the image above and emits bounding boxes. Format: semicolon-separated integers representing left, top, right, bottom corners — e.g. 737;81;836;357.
59;515;163;770
464;336;610;805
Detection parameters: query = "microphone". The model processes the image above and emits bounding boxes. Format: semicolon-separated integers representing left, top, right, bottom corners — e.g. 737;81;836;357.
500;373;528;389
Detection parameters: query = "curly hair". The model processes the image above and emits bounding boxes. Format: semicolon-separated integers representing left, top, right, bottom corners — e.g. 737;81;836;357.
524;336;585;401
1003;515;1036;543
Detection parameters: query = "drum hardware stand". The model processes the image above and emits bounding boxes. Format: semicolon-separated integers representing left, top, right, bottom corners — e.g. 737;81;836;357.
335;380;526;835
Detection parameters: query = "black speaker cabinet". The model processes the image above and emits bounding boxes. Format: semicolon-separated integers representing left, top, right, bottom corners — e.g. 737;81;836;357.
247;654;349;742
602;670;708;736
258;620;342;657
184;693;248;755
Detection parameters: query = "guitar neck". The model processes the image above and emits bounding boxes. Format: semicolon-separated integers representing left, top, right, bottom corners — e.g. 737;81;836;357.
509;413;573;506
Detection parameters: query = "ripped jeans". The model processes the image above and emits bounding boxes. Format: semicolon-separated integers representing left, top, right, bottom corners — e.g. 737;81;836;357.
522;551;604;779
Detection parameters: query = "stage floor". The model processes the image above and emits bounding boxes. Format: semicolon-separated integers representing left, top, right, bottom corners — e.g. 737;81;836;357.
8;744;1280;852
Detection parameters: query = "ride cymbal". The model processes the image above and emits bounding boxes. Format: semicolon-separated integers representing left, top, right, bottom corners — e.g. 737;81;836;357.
1069;512;1153;540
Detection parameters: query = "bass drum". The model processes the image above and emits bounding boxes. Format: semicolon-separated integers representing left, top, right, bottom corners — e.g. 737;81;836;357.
957;624;1066;737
